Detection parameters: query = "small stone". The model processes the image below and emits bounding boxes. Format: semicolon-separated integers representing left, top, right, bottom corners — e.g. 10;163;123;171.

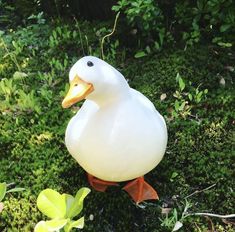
219;77;225;86
89;214;94;221
172;221;183;231
160;93;167;101
130;29;137;35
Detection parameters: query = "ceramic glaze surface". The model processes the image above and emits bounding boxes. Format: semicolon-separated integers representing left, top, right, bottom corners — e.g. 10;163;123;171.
64;56;168;182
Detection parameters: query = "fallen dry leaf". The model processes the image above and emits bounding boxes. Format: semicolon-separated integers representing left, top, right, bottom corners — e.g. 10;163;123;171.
161;207;172;215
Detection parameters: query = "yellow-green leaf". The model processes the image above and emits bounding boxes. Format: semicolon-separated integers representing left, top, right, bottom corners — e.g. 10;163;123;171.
6;187;25;193
64;217;84;232
0;182;7;202
179;77;185;91
62;193;75;217
134;51;146;58
45;218;68;230
34;221;48;232
37;189;66;219
13;71;28;79
34;219;68;232
67;187;90;219
70;217;84;229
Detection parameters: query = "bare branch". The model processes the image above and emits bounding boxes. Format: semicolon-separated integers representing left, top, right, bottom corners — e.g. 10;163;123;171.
184;183;217;199
190;213;235;219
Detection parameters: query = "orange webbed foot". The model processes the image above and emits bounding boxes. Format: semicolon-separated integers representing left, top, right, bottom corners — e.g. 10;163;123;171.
87;173;119;192
122;176;159;204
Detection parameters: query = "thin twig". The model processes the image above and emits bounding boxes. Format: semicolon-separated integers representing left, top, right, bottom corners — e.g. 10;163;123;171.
101;11;120;60
184;183;217;199
189;213;235;219
222;218;235;226
194;222;202;232
6;182;15;187
205;216;215;232
84;35;91;55
73;16;85;56
54;0;60;18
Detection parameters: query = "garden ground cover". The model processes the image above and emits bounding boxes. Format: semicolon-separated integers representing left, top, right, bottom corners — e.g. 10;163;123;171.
0;18;234;231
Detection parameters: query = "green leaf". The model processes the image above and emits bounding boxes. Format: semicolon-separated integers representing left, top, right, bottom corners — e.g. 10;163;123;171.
171;172;179;179
37;189;66;219
197;0;204;11
70;217;84;229
111;6;121;12
64;217;84;232
154;41;160;50
45;218;68;230
34;219;68;232
0;183;7;202
217;42;232;48
179;101;186;111
6;187;25;193
178;77;185;91
13;71;28;79
57;27;62;35
220;24;231;33
62;193;75;217
188;93;193;101
67;187;90;219
176;73;180;82
134;51;146;58
52;30;57;38
174;100;180;111
12;40;17;48
34;221;49;232
173;208;178;221
159;30;165;46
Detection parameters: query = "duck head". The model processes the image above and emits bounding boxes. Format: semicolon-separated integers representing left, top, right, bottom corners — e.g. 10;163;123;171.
62;56;129;108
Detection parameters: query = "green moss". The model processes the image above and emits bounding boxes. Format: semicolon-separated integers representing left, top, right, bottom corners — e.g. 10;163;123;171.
1;197;41;231
0;19;234;231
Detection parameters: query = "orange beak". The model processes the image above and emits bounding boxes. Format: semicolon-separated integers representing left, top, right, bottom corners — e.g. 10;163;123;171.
62;75;94;108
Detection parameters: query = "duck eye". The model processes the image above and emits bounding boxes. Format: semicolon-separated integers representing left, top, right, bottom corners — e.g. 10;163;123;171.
87;61;94;67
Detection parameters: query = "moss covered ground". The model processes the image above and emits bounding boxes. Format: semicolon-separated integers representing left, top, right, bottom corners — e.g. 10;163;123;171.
0;19;234;231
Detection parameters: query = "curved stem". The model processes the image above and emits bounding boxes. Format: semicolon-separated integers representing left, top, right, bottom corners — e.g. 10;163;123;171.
101;12;120;60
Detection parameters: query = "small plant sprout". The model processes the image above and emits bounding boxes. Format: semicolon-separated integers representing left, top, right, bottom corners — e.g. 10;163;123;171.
35;187;90;232
160;199;193;231
160;189;235;232
0;182;25;213
171;73;208;119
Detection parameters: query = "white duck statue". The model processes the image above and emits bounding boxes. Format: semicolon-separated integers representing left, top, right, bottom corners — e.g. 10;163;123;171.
62;56;167;203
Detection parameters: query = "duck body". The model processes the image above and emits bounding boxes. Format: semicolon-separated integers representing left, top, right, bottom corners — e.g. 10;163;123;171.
62;56;168;203
65;87;167;182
